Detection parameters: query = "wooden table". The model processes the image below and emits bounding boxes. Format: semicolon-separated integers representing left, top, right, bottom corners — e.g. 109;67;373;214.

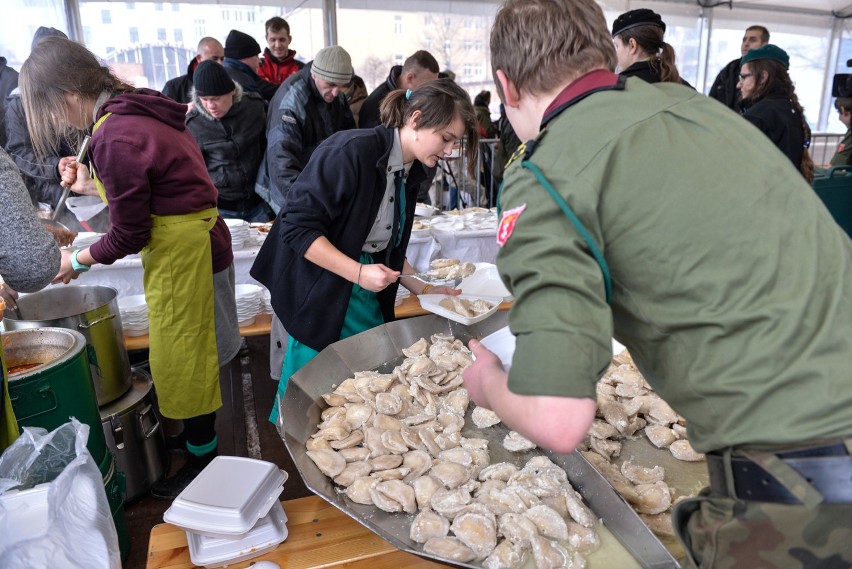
146;495;448;568
125;297;513;350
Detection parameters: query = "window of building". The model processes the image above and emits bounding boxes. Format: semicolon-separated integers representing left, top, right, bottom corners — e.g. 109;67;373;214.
394;53;404;65
126;2;135;8
394;15;402;35
155;2;163;11
174;29;183;43
157;28;166;41
171;3;179;11
101;9;111;24
464;39;473;51
194;19;205;38
129;27;139;43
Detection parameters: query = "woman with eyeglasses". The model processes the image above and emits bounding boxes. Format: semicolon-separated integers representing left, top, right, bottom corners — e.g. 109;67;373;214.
251;79;479;425
737;44;814;182
611;9;691;86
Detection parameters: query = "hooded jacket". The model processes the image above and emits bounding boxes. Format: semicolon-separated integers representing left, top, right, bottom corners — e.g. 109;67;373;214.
359;65;401;129
161;58;200;104
87;89;232;272
709;57;742;112
255;63;355;213
257;48;304;86
186;82;267;210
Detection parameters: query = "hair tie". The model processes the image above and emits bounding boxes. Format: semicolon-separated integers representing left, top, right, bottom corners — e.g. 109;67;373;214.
405;89;413;100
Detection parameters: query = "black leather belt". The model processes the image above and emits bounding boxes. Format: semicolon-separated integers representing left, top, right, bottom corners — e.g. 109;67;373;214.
706;442;852;504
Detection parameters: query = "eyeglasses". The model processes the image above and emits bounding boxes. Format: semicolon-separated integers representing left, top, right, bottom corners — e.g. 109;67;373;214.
738;73;754;81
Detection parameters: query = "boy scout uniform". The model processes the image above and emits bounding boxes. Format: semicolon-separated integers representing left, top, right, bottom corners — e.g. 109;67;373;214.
497;70;852;567
830;128;852;167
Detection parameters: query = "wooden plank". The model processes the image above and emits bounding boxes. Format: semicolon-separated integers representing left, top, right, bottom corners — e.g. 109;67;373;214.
146;495;450;569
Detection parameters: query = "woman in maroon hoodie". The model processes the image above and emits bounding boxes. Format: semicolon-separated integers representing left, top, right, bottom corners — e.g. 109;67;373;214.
20;36;240;499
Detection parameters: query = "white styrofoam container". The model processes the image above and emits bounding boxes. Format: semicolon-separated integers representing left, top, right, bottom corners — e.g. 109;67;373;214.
0;482;50;548
164;456;288;538
187;500;289;568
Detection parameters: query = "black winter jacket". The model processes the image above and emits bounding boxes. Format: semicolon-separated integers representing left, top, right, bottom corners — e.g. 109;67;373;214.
620;61;693;88
359;65;401;129
161;58;199;104
709;58;742;112
4;91;68;206
255;64;355;213
185;83;267;209
251;126;428;351
741;88;805;169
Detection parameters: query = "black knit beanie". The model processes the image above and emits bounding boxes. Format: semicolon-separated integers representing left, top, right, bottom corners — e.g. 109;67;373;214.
193;60;235;96
224;30;261;60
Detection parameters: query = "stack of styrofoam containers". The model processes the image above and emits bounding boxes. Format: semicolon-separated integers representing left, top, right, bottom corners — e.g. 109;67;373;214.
163;456;289;568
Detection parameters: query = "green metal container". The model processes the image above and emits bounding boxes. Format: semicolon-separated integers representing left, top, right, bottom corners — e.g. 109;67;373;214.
103;454;130;562
4;328;108;466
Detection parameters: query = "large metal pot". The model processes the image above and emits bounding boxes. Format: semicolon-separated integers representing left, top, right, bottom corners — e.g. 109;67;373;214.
3;286;132;406
100;368;167;502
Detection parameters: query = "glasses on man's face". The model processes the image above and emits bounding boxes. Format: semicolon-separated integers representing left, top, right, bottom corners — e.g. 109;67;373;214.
738;73;754;81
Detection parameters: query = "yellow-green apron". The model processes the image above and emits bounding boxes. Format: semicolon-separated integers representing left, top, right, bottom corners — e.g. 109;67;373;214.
0;332;21;452
90;114;221;419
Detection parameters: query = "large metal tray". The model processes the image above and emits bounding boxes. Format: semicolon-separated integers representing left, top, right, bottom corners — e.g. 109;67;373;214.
281;313;680;568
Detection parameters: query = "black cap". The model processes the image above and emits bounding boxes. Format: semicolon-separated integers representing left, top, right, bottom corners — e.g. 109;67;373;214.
193;60;235;97
224;30;261;60
612;9;666;37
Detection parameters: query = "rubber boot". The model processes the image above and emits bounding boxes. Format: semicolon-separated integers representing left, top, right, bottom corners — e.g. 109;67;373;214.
150;447;218;500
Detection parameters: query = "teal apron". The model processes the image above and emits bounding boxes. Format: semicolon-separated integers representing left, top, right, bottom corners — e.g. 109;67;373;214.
269;252;384;424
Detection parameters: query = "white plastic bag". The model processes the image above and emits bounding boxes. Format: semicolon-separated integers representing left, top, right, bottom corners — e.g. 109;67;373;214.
0;419;121;568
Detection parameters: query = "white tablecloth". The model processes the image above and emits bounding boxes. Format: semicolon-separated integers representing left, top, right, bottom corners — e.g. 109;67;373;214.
50;244;263;297
54;227;498;298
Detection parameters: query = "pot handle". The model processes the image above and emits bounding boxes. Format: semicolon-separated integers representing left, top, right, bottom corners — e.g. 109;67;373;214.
78;313;116;329
137;403;161;439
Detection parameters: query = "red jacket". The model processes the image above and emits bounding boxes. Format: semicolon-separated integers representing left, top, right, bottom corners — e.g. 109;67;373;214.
257;48;304;86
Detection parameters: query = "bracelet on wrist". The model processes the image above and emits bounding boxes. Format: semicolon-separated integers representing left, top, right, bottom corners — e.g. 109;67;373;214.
421;284;433;294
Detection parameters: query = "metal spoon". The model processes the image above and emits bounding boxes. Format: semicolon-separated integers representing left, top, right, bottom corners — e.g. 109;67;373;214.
52;135;91;221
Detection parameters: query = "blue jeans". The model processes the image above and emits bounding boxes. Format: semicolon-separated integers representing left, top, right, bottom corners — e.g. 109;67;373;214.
218;201;272;223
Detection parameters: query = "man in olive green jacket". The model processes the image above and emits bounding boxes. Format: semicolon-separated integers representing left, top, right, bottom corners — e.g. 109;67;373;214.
463;1;852;567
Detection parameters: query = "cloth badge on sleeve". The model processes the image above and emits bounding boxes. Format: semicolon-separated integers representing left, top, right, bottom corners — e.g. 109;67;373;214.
839;143;846;152
497;204;526;247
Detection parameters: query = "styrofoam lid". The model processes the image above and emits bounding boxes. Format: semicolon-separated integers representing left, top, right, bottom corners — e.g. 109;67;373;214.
0;482;50;547
187;500;289;567
164;456;288;536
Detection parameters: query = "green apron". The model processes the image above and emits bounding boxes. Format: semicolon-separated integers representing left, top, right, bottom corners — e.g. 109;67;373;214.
269;252;384;424
0;331;20;452
90;114;221;419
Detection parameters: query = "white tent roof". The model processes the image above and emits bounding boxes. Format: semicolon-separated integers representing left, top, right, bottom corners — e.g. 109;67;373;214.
666;0;852;17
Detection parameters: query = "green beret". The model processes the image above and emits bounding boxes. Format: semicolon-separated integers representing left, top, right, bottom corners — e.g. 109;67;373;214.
741;44;789;70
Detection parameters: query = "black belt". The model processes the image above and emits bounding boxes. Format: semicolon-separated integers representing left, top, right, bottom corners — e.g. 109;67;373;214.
218;194;261;212
706;442;852;504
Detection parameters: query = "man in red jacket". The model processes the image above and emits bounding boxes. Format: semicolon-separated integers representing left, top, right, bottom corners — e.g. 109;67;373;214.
258;17;304;86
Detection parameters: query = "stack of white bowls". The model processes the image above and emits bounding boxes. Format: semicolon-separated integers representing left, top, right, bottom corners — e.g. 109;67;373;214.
224;219;250;251
118;295;149;336
234;284;263;327
260;287;272;314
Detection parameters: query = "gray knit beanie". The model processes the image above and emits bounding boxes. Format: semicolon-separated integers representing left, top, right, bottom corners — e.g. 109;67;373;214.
311;46;353;85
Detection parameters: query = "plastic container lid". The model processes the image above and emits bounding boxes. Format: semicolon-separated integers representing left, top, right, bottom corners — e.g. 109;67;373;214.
187;500;289;568
164;456;288;538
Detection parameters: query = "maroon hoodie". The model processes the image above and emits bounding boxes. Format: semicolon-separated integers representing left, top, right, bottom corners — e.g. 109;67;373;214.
87;89;232;272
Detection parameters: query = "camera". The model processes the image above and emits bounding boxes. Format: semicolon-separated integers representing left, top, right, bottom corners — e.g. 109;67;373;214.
831;59;852;98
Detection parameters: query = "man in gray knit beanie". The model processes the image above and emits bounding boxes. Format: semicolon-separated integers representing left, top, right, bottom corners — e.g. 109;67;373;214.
310;45;353;102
